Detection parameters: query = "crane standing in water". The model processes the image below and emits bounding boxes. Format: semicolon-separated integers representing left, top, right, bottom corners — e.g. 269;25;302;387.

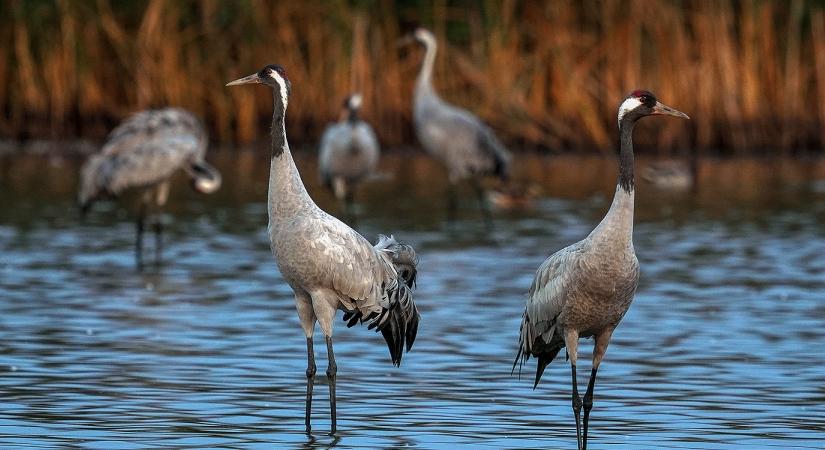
227;65;420;435
513;90;688;450
318;93;380;222
405;27;511;225
78;108;221;266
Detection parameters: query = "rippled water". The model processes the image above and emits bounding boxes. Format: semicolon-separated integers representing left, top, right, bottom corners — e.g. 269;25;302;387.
1;152;824;448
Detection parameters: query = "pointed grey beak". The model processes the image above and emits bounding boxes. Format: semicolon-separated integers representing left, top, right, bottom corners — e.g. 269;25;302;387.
652;101;690;119
226;73;261;87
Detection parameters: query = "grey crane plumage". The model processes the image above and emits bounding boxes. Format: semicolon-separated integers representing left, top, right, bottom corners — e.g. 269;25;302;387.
318;93;380;221
226;65;420;435
513;90;688;450
407;28;512;224
78;108;221;265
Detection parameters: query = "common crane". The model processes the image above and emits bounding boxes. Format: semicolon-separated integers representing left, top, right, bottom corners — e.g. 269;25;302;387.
227;65;420;435
78;108;221;266
318;93;380;222
405;28;512;226
513;90;688;450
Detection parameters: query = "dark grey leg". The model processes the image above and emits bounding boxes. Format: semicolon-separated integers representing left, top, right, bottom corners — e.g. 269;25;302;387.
344;189;357;227
152;220;163;264
582;368;598;450
572;364;583;450
446;183;457;222
471;179;493;230
325;336;337;435
135;202;146;268
305;337;316;433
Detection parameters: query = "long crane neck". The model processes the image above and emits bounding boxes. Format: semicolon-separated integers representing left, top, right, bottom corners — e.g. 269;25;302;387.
415;38;438;97
589;117;637;245
268;90;315;221
618;117;635;193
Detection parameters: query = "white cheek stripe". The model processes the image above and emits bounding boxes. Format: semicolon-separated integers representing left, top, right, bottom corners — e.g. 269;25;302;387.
271;69;289;107
618;97;642;125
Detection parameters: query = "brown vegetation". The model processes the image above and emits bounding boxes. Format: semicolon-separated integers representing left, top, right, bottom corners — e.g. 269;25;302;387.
2;0;824;153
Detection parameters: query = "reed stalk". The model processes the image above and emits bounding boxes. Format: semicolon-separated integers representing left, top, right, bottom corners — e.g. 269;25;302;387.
1;0;823;153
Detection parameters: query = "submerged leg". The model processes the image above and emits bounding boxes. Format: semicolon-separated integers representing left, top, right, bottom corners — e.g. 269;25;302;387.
305;337;317;433
572;364;583;450
471;179;493;230
565;330;582;450
583;328;613;449
152;220;163;264
325;335;337;435
153;182;169;264
446;182;458;222
344;188;357;227
309;290;338;434
295;293;317;433
582;368;598;450
135;200;147;267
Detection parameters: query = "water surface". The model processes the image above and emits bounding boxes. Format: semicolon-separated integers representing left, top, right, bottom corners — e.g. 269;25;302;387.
1;152;824;448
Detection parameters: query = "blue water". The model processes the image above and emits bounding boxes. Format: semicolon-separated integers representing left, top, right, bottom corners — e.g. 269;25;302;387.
0;153;823;448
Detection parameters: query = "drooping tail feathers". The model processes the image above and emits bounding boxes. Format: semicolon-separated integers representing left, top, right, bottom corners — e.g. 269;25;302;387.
343;234;420;367
512;310;563;389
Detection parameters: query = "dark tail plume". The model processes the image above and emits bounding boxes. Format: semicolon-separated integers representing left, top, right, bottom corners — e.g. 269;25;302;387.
374;235;420;366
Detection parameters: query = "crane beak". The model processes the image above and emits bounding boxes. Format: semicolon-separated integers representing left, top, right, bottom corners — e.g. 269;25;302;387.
652;101;690;119
226;73;261;87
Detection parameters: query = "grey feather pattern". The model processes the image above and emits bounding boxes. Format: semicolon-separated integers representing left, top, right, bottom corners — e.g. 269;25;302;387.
78;108;215;209
412;30;512;183
514;203;641;387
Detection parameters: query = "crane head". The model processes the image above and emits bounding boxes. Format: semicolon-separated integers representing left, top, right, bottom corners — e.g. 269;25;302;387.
345;93;363;111
340;93;363;123
413;28;436;47
618;90;690;125
226;64;292;108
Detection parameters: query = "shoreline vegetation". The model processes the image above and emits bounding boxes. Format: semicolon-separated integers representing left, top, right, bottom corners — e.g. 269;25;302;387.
3;1;825;155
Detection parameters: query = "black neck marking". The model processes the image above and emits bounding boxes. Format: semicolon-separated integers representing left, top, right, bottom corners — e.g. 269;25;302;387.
618;116;636;192
346;107;360;124
270;90;287;158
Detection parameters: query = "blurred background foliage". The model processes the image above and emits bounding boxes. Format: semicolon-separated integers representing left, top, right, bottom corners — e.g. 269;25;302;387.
2;0;825;154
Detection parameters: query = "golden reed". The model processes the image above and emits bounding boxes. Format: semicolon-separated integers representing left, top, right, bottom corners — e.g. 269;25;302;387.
3;0;824;153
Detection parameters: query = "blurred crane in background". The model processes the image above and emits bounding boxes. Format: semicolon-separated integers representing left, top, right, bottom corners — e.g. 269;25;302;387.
318;93;380;223
78;108;221;266
403;27;512;227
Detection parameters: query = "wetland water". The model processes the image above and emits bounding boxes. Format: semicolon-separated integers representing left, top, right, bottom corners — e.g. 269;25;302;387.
0;151;824;448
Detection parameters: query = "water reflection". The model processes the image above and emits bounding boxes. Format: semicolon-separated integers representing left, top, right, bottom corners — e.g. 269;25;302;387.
0;151;824;447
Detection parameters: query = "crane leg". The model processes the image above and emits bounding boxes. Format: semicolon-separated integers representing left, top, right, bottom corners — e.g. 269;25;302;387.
325;335;338;435
135;201;146;268
344;189;357;227
471;179;493;230
152;220;163;264
582;368;598;450
446;183;457;222
305;337;316;433
571;364;583;450
152;182;169;264
582;327;611;449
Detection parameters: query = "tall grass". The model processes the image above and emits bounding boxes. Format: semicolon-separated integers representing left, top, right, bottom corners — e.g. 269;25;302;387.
2;0;824;153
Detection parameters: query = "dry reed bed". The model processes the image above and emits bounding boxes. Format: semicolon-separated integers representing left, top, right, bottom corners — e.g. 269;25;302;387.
2;0;824;153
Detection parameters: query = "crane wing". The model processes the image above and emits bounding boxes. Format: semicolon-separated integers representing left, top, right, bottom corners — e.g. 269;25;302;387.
78;108;207;207
514;240;586;385
306;215;419;366
416;99;510;180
